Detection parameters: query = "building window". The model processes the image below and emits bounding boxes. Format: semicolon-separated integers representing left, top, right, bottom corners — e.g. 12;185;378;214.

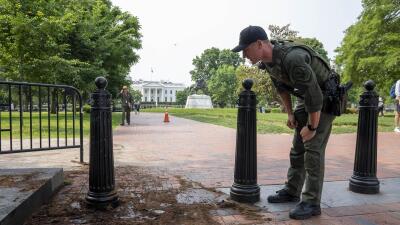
151;89;153;94
170;97;172;102
170;90;172;94
145;97;147;102
157;97;160;102
157;89;160;94
165;90;167;94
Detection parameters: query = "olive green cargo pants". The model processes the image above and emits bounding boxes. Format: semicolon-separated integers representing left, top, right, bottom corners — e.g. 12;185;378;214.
121;105;131;124
284;109;335;205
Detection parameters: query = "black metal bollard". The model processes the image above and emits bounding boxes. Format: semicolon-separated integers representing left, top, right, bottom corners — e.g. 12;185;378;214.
86;77;119;207
230;79;260;203
349;80;380;194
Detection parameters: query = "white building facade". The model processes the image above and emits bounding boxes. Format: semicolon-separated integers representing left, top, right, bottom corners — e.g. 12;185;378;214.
132;80;186;103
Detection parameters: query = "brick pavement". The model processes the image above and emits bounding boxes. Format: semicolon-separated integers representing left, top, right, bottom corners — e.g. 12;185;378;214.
113;112;400;188
2;112;398;187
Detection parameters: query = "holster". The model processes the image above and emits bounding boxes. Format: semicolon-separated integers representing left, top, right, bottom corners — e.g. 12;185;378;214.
321;70;352;116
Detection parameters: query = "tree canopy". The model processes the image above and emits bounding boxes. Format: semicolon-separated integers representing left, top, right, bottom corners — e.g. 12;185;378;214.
190;48;243;90
175;87;191;106
208;65;237;107
335;0;400;96
235;65;278;106
268;24;299;40
268;24;329;62
0;0;142;99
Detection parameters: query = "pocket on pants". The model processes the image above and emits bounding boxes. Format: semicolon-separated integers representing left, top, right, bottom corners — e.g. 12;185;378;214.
294;108;307;130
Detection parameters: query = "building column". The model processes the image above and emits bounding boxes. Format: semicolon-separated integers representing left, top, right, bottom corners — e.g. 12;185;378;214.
162;88;164;103
147;88;151;102
155;88;158;106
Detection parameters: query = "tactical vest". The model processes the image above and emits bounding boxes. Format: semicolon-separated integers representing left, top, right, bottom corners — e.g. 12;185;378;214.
261;40;331;89
262;40;352;116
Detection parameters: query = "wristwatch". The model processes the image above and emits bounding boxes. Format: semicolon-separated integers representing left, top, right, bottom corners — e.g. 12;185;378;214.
307;124;317;131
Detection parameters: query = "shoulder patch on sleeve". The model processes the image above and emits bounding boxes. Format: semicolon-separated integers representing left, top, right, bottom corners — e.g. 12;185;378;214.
291;66;312;84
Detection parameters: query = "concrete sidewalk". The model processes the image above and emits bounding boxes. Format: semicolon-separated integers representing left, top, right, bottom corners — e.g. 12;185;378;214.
0;168;63;225
218;178;400;224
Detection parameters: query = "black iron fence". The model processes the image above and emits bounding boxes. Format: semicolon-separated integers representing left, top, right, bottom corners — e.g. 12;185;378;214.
0;81;84;162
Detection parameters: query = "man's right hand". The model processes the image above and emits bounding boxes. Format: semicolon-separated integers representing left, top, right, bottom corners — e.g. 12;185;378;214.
287;113;297;129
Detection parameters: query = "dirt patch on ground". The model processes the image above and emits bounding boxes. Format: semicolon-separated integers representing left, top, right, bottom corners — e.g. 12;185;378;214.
24;166;270;225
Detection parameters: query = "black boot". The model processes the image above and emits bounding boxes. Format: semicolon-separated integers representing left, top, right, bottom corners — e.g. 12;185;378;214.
289;202;321;220
267;189;300;203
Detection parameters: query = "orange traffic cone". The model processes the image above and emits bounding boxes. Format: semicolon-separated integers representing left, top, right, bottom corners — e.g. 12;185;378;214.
164;110;170;123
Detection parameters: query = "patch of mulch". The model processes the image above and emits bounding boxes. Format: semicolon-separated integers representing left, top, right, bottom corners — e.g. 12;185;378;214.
24;166;270;225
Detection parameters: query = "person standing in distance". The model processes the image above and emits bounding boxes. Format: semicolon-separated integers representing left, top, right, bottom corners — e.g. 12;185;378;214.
232;26;336;220
118;86;133;126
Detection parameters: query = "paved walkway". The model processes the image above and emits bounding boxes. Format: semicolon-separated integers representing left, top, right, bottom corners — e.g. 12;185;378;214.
113;112;400;188
2;112;398;186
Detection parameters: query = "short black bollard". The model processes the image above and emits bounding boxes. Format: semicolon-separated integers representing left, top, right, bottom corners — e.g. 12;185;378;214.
86;77;119;207
230;79;260;203
349;80;380;194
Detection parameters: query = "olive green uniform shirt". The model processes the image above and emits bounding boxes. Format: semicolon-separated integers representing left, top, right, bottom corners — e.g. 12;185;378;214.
261;44;330;113
118;92;133;108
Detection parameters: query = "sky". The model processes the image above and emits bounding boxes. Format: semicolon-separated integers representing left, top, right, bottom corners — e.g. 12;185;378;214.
111;0;363;86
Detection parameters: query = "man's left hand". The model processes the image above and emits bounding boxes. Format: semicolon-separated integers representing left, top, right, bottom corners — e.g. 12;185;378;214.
300;126;316;142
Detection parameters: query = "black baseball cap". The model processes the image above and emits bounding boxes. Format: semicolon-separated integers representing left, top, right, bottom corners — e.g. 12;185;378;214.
232;26;268;52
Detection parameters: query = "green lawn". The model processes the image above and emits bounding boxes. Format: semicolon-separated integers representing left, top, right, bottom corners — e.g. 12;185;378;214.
0;111;121;138
143;108;395;134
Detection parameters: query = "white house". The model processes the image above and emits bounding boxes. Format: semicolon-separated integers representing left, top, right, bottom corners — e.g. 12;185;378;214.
132;79;186;103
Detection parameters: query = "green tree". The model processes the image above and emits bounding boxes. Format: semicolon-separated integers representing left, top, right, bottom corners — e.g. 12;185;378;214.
268;24;299;40
0;0;83;83
176;87;190;105
130;89;142;103
335;0;400;94
0;0;142;100
208;65;238;107
347;86;363;105
268;24;329;62
295;37;329;62
62;0;142;99
190;48;243;93
235;65;278;106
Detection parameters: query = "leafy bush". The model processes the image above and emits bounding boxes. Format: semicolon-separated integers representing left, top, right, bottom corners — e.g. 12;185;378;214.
271;108;282;113
83;104;91;113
